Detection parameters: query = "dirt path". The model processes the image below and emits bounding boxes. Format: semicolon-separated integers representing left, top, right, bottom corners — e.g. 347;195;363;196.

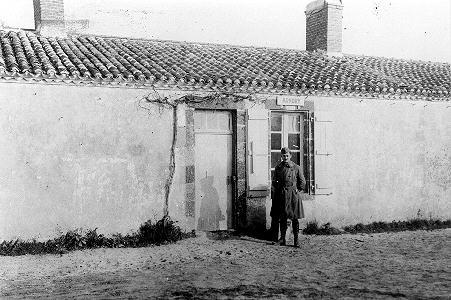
1;229;450;299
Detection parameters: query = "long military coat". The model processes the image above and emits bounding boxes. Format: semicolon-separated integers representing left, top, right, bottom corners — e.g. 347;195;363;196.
271;160;306;219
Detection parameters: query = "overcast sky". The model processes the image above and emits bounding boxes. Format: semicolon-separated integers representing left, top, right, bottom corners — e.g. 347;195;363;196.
1;0;450;63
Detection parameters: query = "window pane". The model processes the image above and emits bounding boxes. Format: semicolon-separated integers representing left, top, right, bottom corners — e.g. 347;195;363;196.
271;114;282;131
287;114;300;132
288;133;300;150
217;112;231;131
271;133;281;150
291;152;300;165
194;111;206;130
206;111;217;130
271;152;281;168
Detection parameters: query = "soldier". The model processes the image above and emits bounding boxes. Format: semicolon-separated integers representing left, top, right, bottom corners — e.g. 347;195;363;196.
271;147;306;247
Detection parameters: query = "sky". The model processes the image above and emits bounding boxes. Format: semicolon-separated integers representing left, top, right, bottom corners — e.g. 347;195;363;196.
0;0;450;63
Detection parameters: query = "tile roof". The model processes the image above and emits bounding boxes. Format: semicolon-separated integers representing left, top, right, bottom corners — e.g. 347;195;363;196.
0;30;450;101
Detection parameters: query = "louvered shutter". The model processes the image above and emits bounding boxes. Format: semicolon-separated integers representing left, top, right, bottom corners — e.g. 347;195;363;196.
247;103;270;192
305;112;314;194
313;111;334;195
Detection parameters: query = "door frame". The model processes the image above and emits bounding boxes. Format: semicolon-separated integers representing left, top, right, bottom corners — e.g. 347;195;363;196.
193;108;238;230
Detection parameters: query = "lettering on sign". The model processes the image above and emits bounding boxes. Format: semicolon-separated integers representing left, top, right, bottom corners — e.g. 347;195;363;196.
276;96;305;106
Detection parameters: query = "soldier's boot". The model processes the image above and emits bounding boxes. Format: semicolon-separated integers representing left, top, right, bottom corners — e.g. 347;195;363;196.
279;219;287;246
270;218;279;243
279;233;286;246
293;219;300;247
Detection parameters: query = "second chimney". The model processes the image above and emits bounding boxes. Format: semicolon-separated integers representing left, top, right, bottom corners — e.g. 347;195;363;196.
33;0;66;36
305;0;343;55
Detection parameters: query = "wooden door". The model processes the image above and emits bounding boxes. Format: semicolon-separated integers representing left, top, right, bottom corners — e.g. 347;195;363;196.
194;110;233;231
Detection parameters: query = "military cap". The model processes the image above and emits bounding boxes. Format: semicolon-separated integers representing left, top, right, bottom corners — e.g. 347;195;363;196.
281;147;291;154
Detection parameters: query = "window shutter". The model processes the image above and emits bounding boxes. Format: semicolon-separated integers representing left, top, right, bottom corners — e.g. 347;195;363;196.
247;103;270;192
313;111;334;195
305;112;314;194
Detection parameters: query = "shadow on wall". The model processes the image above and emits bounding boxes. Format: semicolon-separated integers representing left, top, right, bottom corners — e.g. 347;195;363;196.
426;149;451;191
197;176;225;231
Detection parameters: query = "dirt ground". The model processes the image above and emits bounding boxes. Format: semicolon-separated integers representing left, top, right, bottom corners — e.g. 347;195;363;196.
1;229;450;299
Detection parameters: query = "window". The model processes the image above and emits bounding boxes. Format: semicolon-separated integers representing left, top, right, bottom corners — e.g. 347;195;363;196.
270;112;304;176
194;110;232;133
270;111;312;193
247;107;332;196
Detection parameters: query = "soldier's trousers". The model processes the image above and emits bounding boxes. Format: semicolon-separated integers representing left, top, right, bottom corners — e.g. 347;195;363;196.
271;217;299;240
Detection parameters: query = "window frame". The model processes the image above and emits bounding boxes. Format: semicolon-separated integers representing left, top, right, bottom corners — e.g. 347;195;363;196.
269;110;314;194
194;110;233;135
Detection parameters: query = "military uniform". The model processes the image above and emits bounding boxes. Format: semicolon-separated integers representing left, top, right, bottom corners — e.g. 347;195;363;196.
271;160;306;246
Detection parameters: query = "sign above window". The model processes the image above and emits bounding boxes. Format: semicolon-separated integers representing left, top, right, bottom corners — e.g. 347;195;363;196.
276;96;305;107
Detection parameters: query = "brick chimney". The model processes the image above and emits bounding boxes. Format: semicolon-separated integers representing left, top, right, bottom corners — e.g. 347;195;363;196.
305;0;343;55
33;0;66;36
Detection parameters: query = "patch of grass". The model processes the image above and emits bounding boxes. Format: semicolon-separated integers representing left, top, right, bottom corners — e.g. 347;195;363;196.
0;216;195;256
302;218;451;235
138;217;189;245
302;221;342;235
342;218;451;234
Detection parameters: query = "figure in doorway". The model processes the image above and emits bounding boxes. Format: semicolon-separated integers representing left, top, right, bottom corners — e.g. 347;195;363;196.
197;175;225;231
271;147;306;247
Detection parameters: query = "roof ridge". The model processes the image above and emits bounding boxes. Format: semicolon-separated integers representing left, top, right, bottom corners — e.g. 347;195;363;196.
344;53;451;66
70;32;309;54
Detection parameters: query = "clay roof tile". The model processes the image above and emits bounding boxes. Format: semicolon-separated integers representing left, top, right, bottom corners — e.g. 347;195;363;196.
0;30;449;100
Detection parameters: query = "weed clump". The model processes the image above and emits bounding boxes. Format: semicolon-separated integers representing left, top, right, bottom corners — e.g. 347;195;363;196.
302;218;451;236
302;221;342;235
342;218;451;234
138;217;188;245
0;216;195;256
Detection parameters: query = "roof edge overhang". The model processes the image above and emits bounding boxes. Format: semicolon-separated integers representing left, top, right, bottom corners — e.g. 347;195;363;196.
0;74;449;102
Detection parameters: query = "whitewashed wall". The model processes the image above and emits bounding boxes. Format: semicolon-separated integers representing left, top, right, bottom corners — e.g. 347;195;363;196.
0;82;177;240
303;96;451;226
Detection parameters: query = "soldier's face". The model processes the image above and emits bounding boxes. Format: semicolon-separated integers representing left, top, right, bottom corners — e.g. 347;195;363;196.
281;153;291;162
